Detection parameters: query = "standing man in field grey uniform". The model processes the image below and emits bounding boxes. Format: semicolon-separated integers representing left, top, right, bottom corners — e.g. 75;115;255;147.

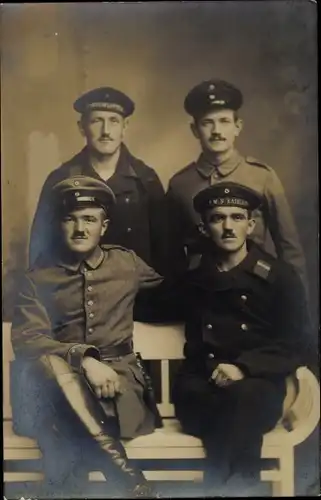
166;79;308;292
29;86;167;275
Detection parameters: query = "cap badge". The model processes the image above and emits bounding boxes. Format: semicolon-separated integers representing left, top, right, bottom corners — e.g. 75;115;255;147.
224;188;230;194
74;192;80;197
209;94;216;100
105;93;109;99
209;84;215;91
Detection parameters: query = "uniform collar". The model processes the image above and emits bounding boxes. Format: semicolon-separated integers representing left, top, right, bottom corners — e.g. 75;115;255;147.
196;149;242;179
81;144;138;179
189;241;264;291
57;245;105;272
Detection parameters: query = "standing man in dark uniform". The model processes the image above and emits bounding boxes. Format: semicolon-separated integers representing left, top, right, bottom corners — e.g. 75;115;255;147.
29;86;167;275
172;182;313;496
11;176;163;498
166;79;308;293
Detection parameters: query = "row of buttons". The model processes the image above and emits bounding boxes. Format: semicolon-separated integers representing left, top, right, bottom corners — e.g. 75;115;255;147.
85;275;95;332
206;322;248;331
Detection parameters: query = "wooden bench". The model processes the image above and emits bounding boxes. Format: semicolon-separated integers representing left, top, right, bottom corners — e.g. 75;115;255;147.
3;321;320;496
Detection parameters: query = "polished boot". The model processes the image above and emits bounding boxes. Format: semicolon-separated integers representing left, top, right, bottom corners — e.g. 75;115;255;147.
41;354;159;498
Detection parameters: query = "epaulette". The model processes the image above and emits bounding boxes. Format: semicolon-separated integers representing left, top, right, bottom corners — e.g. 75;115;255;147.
245;156;271;171
101;244;133;254
252;259;272;281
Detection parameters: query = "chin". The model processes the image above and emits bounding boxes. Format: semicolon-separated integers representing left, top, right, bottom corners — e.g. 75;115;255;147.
68;243;94;254
209;144;228;153
94;143;119;156
219;242;241;252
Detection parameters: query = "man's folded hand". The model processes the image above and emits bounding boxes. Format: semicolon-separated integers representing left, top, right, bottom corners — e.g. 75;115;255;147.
211;363;245;387
82;356;122;398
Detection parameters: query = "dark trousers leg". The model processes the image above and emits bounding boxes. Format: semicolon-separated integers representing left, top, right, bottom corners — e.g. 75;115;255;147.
173;373;285;485
34;354;154;498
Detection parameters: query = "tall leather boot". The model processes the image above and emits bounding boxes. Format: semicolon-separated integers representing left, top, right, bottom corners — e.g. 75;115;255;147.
40;354;160;498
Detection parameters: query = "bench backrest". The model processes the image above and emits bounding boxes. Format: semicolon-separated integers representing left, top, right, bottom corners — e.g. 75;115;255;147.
2;322;185;420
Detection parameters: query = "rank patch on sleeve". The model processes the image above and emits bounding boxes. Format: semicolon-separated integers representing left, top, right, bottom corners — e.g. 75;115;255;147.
253;259;271;280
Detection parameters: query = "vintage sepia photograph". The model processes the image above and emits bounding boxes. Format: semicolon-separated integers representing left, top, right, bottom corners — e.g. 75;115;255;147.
2;2;319;498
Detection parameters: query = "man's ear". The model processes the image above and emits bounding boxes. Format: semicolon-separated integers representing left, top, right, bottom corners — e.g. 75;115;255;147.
122;117;129;138
246;216;256;237
235;117;243;137
78;119;86;138
101;219;109;237
191;121;200;140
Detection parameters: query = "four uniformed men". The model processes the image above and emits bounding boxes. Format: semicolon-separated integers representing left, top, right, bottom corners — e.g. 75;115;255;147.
11;82;314;497
166;79;308;292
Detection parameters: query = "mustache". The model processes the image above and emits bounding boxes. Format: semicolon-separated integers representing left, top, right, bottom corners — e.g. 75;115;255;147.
99;135;113;140
210;135;226;141
222;231;236;239
72;232;87;239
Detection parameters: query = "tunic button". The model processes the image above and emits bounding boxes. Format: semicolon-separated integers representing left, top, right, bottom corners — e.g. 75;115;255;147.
125;197;130;203
89;312;94;319
87;300;94;306
241;323;248;331
87;271;92;277
206;324;213;330
208;353;215;359
241;295;247;301
74;180;80;186
127;227;132;233
87;286;93;292
88;327;94;334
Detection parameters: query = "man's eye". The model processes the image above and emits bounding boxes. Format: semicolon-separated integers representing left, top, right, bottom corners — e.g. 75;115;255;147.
210;216;223;223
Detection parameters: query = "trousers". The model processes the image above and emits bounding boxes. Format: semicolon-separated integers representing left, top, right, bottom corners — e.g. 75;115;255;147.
172;369;286;484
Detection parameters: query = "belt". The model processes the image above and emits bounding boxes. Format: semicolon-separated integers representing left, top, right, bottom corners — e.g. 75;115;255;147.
100;340;134;360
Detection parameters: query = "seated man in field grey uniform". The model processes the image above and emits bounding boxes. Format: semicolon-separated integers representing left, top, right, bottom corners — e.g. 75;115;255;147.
11;175;164;498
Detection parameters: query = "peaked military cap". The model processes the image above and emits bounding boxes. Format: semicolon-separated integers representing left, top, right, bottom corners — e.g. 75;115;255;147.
184;79;243;118
73;87;135;117
52;175;116;215
193;182;262;213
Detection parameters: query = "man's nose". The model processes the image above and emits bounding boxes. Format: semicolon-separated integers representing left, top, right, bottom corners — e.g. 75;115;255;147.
211;122;220;134
74;219;85;232
223;217;233;230
102;120;111;135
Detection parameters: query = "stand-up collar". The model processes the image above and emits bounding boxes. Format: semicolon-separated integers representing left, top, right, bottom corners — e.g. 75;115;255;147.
57;245;105;272
196;149;242;179
189;241;264;291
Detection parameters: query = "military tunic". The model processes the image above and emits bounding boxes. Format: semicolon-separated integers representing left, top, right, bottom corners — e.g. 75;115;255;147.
172;242;312;483
11;244;163;440
29;143;167;274
166;150;307;287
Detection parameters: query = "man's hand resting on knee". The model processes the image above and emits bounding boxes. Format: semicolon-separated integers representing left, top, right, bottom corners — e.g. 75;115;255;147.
211;363;245;387
81;357;122;399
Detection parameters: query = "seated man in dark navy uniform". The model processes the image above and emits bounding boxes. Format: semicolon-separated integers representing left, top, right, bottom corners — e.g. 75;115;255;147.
11;176;164;498
171;182;313;496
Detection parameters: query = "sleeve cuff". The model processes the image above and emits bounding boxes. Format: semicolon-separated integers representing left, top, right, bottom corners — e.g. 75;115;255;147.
67;344;100;372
